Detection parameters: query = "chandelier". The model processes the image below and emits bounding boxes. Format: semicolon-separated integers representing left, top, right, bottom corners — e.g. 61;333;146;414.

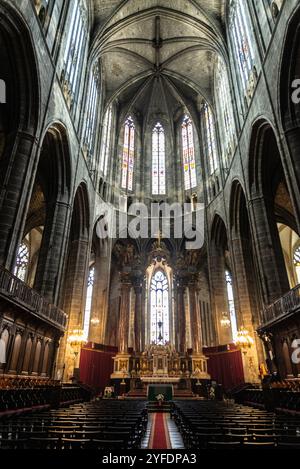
67;329;86;347
234;327;254;351
220;312;231;328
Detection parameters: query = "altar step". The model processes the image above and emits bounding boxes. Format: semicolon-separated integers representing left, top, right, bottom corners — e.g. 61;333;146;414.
147;402;173;413
126;390;147;398
126;389;196;399
173;389;195;399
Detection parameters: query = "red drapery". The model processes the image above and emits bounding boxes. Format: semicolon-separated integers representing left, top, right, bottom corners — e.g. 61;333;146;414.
79;347;115;392
204;345;245;390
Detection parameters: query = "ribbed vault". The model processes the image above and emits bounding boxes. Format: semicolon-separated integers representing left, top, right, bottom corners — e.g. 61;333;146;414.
91;0;227;111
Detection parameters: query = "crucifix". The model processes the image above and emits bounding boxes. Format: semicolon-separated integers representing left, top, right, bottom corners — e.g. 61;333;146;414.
153;16;162;71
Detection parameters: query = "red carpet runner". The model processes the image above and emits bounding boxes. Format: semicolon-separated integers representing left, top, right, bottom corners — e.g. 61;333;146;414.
148;413;171;449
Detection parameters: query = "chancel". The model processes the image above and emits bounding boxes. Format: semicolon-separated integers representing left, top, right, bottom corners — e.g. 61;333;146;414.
1;0;300;454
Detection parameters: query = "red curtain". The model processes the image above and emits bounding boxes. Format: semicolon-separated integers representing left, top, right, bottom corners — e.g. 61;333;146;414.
79;347;115;392
204;345;245;390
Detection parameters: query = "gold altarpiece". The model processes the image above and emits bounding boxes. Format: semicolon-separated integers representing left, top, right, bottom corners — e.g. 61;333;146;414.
110;239;210;387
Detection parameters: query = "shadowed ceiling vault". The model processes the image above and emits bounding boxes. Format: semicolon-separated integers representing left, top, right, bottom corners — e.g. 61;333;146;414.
90;1;227;113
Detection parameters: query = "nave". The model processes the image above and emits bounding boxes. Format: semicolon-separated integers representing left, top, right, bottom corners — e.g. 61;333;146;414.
1;394;300;451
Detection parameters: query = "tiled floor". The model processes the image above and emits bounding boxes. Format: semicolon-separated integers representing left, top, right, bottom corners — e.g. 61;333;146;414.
141;413;184;449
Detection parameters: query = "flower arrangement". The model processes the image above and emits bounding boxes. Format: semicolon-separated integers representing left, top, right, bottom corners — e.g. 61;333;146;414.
156;393;165;405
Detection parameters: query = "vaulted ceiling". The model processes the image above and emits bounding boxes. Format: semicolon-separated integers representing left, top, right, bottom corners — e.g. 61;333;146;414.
91;0;227;113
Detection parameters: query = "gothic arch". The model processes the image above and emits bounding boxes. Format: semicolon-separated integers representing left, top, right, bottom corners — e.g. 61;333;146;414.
248;119;297;233
279;3;300;130
210;213;228;250
0;2;40;267
229;179;249;238
229;180;262;335
248;119;296;302
209;213;235;345
248;119;279;197
0;1;39;135
38;123;72;201
278;4;300;227
70;182;90;241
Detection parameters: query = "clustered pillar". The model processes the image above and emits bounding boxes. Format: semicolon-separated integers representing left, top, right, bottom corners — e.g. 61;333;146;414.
133;276;143;353
188;281;202;355
176;277;186;354
89;241;112;344
248;195;290;304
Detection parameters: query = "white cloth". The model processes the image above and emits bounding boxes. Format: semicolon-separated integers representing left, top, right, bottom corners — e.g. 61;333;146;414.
0;338;6;364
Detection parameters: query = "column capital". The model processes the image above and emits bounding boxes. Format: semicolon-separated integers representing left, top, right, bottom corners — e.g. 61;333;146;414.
120;272;132;286
186;274;199;287
131;274;143;292
174;275;188;289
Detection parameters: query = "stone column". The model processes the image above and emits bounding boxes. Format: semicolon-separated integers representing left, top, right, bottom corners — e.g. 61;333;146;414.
0;131;38;269
209;244;232;345
57;236;89;380
176;277;186;354
89;240;112;344
34;199;71;304
230;236;263;383
118;274;131;354
248;195;290;305
188;279;210;379
188;281;202;354
111;274;132;379
133;276;143;353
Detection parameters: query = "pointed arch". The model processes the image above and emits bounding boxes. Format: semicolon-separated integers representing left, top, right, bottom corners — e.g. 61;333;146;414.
121;115;135;191
152;122;166;195
279;4;300;130
181;115;197;190
0;2;40;134
39;123;72;201
150;269;170;345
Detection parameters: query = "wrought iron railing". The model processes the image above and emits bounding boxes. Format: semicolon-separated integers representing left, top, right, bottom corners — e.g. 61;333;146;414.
0;266;67;330
261;284;300;326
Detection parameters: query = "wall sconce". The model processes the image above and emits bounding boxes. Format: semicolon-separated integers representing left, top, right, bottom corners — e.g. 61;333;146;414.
90;317;100;326
220;311;231;329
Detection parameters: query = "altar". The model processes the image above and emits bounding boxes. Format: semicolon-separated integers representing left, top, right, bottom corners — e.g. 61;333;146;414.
139;343;182;378
111;343;210;395
148;384;173;401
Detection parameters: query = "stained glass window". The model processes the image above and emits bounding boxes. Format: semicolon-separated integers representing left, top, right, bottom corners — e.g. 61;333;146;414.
215;59;236;168
182;115;197;190
62;0;88;105
14;243;29;282
230;0;255;94
225;270;238;341
294;246;300;285
83;63;100;163
152;123;166;195
150;270;169;344
100;105;113;176
121;116;135;191
203;104;218;175
83;266;95;340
